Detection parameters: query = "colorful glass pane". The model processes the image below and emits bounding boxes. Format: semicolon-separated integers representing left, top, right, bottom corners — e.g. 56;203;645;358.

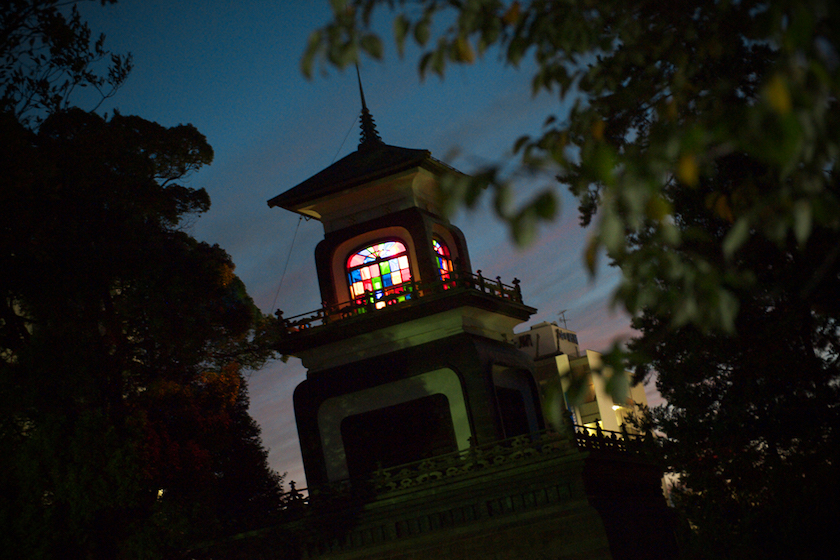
346;239;414;307
433;238;453;280
348;241;408;267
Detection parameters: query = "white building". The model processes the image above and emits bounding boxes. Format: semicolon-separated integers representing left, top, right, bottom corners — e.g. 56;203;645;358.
516;321;648;434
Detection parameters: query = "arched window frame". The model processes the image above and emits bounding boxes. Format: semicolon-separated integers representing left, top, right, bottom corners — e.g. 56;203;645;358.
346;238;413;309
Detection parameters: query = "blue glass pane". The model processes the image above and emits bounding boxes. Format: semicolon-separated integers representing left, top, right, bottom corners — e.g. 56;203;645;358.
382;274;393;287
350;269;362;282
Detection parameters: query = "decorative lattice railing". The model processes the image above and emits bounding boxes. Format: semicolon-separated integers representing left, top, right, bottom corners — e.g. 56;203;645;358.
572;423;654;454
275;269;524;334
368;430;573;493
278;424;655;509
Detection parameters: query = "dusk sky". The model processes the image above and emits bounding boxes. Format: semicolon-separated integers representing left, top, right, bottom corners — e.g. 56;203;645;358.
81;1;643;487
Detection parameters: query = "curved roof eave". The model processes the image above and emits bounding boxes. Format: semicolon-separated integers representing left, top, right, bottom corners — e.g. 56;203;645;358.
267;143;464;210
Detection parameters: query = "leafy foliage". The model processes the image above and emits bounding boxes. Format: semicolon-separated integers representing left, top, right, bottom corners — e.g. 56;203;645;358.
625;154;840;557
0;0;132;126
0;104;283;560
1;3;284;558
304;1;840;555
303;0;840;334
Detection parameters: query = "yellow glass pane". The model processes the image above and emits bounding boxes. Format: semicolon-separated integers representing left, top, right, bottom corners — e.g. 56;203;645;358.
398;256;409;270
391;271;402;285
360;267;370;280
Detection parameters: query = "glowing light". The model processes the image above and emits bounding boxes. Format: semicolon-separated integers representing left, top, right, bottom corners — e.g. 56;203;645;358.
433;238;453;280
347;239;412;305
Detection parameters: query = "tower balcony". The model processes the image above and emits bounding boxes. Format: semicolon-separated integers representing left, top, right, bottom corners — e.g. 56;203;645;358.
272;270;535;362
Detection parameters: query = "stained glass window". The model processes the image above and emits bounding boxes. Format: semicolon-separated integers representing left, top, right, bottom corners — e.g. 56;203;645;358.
347;240;412;309
433;238;453;281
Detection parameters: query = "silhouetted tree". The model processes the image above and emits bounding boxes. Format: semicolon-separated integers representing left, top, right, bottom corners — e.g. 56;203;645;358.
303;2;840;557
1;3;283;559
625;152;840;558
0;0;132;126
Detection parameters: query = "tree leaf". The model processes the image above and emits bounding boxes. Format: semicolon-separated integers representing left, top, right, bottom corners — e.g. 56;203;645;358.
360;34;383;59
792;199;812;246
414;19;431;46
394;14;410;57
722;217;750;258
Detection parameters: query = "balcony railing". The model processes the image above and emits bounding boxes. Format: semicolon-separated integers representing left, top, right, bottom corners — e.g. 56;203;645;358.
275;269;524;334
572;423;654;455
368;429;573;494
292;424;654;502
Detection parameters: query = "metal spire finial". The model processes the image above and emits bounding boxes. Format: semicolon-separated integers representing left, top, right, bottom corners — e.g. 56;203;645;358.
356;64;382;149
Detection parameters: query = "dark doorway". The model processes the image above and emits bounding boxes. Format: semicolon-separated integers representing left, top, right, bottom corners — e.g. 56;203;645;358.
341;393;457;480
495;386;531;438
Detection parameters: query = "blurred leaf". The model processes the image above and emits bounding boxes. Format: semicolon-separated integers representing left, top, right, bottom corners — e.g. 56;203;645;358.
360;33;383;59
646;194;672;222
394;14;410;57
723;217;750;258
604;369;630;404
502;2;522;26
600;209;624;254
513;134;531;154
300;30;323;79
511;207;537;246
533;190;557;220
454;36;475;63
764;73;792;115
677;153;699;186
584;235;599;276
414;19;431;46
541;376;567;431
565;374;589;407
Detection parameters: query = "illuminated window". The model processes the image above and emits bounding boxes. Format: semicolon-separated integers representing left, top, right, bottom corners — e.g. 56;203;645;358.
433;238;453;281
347;240;412;309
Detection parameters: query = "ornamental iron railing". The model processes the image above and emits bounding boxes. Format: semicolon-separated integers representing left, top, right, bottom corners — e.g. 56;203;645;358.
278;424;654;508
369;430;574;494
275;269;524;334
572;422;653;454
